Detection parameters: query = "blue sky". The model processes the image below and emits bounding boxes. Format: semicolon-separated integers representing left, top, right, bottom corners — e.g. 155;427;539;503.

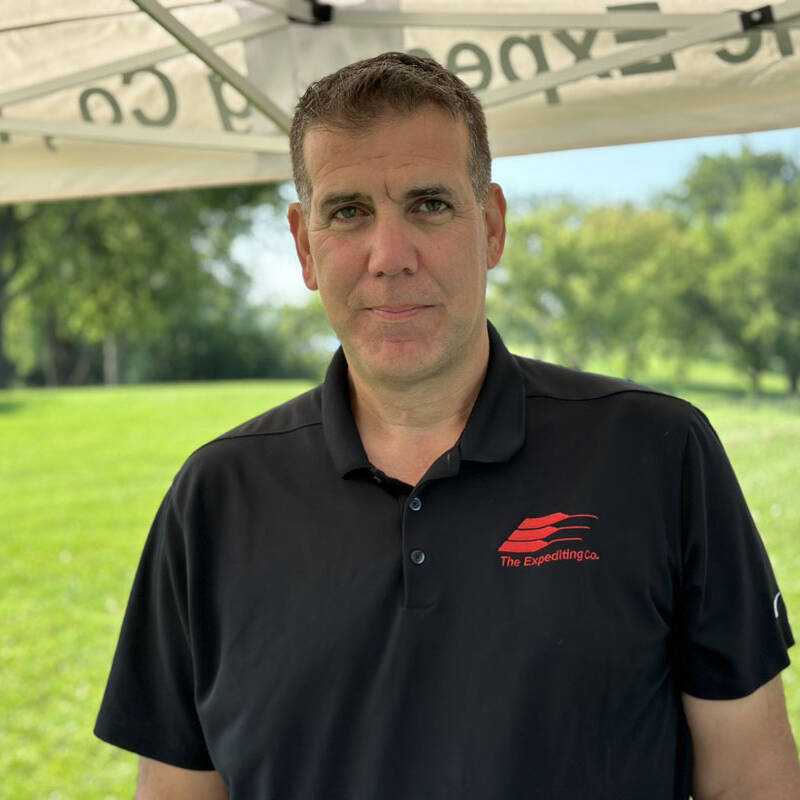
246;126;800;304
493;126;800;206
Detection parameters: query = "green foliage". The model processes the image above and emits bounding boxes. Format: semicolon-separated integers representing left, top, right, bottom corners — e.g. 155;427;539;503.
127;304;312;383
272;294;338;381
675;167;800;392
491;202;696;372
3;147;799;393
0;185;289;387
1;373;798;796
490;147;800;393
665;147;797;218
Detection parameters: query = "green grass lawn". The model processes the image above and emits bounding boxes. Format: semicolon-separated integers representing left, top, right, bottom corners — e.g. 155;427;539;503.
1;370;798;798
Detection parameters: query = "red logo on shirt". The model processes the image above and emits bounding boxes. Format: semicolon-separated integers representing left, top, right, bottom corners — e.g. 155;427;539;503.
498;513;599;554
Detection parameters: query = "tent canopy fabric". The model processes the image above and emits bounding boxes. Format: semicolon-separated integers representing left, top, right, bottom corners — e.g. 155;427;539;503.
2;0;800;204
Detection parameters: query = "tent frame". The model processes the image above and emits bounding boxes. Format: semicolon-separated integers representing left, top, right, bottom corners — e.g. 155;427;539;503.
3;0;800;154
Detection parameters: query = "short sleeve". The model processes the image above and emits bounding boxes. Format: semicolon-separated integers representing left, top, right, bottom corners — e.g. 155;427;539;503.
675;408;793;700
94;487;214;770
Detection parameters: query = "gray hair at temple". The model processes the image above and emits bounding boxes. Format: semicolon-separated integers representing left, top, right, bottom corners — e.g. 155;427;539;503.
289;51;492;211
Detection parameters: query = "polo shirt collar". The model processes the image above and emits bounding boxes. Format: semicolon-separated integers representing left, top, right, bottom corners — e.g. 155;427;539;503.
321;321;526;478
459;321;526;463
321;346;370;476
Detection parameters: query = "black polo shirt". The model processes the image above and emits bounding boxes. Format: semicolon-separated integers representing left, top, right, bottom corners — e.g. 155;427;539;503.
95;324;792;799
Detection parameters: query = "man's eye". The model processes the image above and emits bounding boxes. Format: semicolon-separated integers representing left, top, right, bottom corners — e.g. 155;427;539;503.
332;206;360;220
418;199;449;214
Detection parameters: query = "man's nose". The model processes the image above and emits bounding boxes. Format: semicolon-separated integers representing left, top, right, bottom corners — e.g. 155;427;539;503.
366;214;419;277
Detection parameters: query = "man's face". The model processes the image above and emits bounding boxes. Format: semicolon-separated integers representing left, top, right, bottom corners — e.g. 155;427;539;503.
288;105;506;389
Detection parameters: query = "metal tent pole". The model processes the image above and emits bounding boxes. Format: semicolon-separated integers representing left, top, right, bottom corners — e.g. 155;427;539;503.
131;0;292;133
479;1;800;108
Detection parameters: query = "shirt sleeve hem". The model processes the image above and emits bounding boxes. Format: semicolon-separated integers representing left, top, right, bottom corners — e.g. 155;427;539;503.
94;720;215;772
680;651;792;701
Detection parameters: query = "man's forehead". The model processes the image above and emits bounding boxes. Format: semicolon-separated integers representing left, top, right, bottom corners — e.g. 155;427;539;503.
301;107;471;206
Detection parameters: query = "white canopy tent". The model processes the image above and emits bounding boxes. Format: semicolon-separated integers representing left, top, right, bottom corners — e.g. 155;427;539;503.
2;0;800;204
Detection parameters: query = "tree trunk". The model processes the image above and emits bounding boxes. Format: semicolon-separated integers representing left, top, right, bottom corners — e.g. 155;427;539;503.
747;367;761;396
103;335;120;385
43;309;86;386
0;302;15;388
42;312;59;386
68;343;93;385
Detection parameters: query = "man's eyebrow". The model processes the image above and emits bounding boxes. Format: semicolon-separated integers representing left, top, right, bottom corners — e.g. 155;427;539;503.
316;185;456;214
404;184;456;201
317;192;371;214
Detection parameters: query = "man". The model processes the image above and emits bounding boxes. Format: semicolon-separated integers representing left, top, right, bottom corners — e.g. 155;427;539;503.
95;53;800;798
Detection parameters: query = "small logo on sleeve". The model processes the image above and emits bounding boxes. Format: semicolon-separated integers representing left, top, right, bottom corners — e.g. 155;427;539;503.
498;512;600;568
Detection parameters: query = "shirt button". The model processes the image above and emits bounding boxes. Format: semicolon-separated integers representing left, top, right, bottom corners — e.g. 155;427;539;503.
410;549;426;565
409;497;422;511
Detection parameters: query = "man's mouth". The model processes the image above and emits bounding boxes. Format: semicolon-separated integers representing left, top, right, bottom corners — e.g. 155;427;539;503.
368;305;432;320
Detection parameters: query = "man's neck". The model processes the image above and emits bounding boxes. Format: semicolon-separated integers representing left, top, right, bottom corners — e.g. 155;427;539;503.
347;335;490;486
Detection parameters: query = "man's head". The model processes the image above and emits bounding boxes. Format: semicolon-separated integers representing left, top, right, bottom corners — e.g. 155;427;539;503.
287;54;505;392
290;51;491;210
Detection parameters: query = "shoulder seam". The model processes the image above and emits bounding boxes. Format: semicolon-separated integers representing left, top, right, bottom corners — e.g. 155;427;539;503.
221;419;322;440
525;387;692;405
190;419;323;456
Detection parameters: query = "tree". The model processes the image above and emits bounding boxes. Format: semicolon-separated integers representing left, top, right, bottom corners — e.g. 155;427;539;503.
490;201;692;374
768;215;800;393
666;147;797;218
127;300;315;383
272;295;338;380
690;178;800;393
0;185;282;387
669;149;800;393
0;204;53;386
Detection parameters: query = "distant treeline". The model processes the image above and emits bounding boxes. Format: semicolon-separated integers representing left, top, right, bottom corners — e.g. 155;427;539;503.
0;184;331;388
1;148;798;393
490;148;800;394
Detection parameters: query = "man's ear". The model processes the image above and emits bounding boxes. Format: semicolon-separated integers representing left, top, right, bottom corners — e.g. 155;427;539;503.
483;183;507;271
288;202;318;290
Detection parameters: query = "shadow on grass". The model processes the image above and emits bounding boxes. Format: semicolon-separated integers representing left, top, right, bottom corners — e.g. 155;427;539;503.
0;400;25;414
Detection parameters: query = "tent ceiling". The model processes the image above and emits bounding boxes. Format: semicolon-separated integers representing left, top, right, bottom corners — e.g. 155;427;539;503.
2;0;800;203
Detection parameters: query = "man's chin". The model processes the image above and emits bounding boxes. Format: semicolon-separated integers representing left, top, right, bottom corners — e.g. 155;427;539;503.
351;340;445;386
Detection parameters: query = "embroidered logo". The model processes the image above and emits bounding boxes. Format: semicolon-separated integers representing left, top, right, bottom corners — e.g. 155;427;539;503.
498;513;600;568
498;512;598;553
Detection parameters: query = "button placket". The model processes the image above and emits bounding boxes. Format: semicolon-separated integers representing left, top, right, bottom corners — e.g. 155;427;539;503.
407;496;425;565
402;490;437;608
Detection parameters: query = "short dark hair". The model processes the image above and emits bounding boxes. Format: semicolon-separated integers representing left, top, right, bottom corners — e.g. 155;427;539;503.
290;52;491;209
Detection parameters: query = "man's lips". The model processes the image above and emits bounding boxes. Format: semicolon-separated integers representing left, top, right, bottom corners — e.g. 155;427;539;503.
367;304;433;320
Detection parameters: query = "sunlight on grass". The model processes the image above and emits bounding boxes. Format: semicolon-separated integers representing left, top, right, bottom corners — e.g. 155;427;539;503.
0;381;312;798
